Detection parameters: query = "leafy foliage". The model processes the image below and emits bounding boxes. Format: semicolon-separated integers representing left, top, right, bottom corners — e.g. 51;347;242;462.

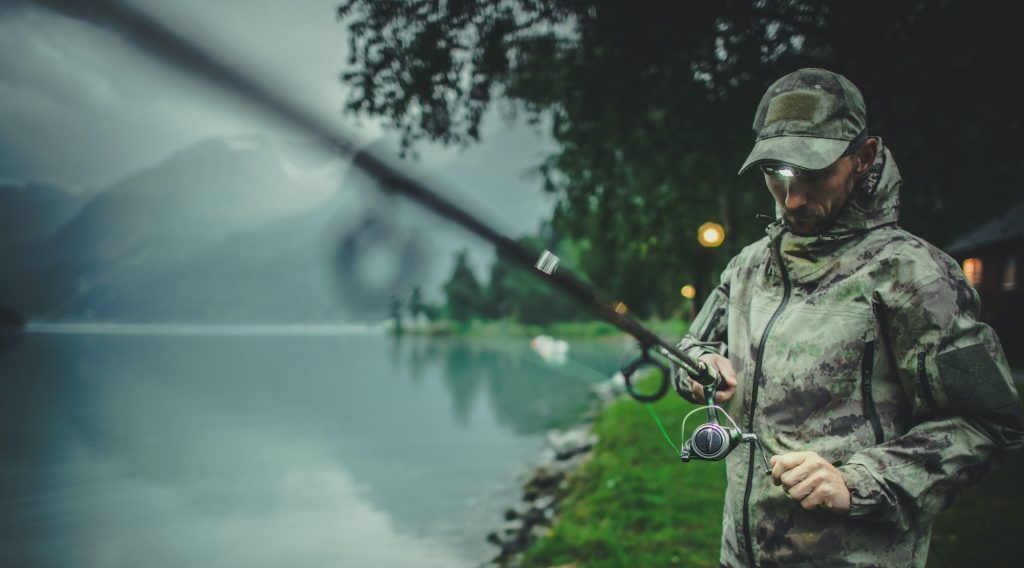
338;1;1020;317
440;235;588;324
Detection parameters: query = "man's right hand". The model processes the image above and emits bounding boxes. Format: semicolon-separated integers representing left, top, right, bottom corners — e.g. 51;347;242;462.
689;353;737;404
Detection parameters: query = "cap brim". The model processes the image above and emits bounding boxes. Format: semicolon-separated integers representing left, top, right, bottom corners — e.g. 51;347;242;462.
738;136;850;174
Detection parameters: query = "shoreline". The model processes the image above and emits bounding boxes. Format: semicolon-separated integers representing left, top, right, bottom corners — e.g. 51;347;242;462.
391;317;688;340
483;377;623;567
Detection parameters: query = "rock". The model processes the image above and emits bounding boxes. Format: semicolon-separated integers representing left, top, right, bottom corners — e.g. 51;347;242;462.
520;506;546;526
547;426;597;460
532;494;556;511
591;375;626;405
523;464;564;495
530;525;553;540
500;519;523;537
537;447;558;465
556;451;593;474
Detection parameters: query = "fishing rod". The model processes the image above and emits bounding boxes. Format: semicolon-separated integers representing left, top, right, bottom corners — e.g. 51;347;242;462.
26;0;722;402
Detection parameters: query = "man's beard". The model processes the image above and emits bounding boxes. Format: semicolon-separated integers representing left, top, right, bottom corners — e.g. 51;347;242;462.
784;176;857;236
785;209;840;236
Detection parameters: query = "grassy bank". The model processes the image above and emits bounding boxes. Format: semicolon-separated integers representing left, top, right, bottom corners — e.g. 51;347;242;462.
522;380;1024;567
404;318;688;339
523;375;726;567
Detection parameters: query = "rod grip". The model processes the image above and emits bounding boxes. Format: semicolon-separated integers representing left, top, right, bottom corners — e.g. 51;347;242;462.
692;359;721;388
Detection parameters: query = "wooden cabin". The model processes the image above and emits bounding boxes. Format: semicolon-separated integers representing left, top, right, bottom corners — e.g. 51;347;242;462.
945;200;1023;363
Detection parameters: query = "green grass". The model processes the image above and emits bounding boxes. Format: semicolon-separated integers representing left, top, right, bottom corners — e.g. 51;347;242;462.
522;373;727;568
522;378;1024;567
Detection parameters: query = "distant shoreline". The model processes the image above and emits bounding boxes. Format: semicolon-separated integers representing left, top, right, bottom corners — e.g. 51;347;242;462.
21;321;390;336
395;318;688;340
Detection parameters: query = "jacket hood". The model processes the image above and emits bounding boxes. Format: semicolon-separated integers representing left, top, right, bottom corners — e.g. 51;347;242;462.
830;138;901;233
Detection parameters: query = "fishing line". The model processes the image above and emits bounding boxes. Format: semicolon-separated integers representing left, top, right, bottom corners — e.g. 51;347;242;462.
645;403;680;454
525;343;681;454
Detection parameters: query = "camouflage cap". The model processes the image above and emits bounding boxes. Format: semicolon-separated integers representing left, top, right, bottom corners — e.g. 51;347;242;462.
738;68;867;174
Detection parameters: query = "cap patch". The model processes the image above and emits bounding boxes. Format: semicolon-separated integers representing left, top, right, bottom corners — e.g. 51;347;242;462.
765;90;828;126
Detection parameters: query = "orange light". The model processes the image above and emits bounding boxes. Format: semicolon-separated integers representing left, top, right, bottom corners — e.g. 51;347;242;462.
680;285;696;299
962;258;983;286
697;222;725;248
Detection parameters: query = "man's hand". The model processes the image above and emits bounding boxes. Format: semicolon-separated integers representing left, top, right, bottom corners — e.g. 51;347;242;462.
770;452;851;513
689;354;737;404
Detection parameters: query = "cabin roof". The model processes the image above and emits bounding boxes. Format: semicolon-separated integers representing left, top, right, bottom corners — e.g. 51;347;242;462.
946;200;1024;255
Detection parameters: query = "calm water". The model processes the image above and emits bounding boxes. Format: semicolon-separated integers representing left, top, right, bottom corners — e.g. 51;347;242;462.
0;328;628;568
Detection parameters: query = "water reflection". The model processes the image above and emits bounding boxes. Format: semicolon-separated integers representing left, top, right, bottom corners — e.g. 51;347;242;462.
0;330;624;567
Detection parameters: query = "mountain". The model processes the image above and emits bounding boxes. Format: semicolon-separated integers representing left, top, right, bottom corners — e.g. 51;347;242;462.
0;136;385;322
0;181;91;246
0;133;535;323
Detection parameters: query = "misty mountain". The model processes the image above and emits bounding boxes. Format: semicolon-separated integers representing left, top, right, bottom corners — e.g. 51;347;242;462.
0;131;541;323
0;135;436;322
0;181;92;246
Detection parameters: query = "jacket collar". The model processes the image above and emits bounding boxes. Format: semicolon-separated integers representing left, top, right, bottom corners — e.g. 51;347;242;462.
763;138;901;282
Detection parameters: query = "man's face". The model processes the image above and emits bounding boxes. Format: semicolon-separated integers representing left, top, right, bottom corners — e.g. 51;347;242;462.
763;156;858;236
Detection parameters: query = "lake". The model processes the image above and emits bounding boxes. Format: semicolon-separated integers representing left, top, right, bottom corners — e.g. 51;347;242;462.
0;327;628;567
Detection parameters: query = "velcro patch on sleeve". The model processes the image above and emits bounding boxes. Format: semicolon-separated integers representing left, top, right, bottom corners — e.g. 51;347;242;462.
765;90;827;126
938;344;1023;425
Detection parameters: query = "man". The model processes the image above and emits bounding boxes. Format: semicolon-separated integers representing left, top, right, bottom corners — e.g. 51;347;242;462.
675;68;1023;566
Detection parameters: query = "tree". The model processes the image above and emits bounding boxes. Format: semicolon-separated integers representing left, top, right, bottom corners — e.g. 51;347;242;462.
389;295;404;334
443;250;485;323
484;234;588;324
409;286;424;319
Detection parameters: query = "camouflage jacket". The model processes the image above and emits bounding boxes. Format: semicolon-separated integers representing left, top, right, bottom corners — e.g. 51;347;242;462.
677;141;1023;567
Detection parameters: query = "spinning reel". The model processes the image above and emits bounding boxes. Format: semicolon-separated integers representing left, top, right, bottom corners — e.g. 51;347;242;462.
620;344;771;474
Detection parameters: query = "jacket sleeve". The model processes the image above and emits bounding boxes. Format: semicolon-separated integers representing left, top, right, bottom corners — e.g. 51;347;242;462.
672;258;735;402
839;254;1024;528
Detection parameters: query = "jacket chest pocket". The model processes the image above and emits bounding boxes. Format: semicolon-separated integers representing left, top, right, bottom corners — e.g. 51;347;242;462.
758;307;880;439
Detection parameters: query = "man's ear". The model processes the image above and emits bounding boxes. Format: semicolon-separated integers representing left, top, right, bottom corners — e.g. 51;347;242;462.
852;138;878;179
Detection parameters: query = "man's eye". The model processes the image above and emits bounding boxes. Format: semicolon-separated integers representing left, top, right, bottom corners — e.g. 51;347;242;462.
763;166;792;177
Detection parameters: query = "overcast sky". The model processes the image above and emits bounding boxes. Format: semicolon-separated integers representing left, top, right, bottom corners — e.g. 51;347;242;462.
0;0;556;238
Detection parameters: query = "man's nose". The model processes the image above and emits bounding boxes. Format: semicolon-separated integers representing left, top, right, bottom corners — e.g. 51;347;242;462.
784;185;808;210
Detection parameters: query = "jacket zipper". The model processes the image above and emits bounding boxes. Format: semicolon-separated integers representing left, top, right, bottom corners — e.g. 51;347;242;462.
861;340;884;444
743;236;791;567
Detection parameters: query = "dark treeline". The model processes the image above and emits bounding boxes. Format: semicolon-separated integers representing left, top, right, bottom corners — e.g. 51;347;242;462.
338;1;1020;319
440;233;589;324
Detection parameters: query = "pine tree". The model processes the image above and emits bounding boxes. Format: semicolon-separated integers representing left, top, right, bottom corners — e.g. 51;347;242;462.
443;251;484;323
